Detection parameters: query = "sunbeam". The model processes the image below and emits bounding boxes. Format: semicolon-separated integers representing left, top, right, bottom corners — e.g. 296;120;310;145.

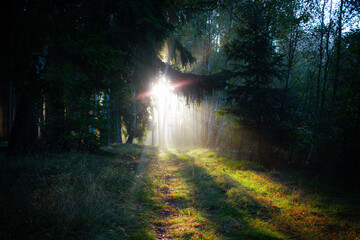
144;74;207;147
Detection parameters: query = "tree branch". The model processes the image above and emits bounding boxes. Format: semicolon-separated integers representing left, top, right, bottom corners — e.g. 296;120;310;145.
156;58;231;103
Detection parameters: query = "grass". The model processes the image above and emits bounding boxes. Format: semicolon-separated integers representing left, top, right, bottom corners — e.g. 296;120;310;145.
1;146;359;239
168;148;360;240
0;144;159;239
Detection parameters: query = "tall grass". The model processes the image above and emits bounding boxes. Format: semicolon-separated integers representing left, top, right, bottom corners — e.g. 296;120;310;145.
0;145;158;240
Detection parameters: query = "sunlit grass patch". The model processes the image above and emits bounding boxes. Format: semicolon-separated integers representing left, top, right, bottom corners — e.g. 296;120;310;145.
167;207;223;240
153;151;227;239
162;150;283;239
183;148;360;240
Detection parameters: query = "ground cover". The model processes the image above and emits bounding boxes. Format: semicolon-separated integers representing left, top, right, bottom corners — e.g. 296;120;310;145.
1;146;359;239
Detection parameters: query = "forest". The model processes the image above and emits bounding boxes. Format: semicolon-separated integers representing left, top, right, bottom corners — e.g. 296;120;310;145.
1;0;360;239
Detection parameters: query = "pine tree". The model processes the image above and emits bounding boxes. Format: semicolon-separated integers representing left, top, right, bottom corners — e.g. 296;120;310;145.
223;1;287;165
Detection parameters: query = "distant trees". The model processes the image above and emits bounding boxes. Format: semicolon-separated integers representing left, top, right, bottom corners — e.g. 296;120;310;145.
2;0;225;154
3;0;175;154
172;0;360;177
2;0;360;179
215;0;360;176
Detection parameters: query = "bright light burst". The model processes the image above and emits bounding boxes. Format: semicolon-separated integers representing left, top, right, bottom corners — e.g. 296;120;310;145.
151;77;174;101
150;76;179;115
144;75;198;147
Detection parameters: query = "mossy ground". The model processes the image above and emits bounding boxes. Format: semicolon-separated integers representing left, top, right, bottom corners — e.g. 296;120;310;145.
1;145;359;239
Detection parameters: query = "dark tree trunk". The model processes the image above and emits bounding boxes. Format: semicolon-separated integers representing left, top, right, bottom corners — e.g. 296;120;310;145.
110;91;123;144
8;89;41;155
151;113;155;146
126;88;136;144
321;0;333;108
41;90;67;152
114;115;122;144
333;0;344;101
316;0;326;109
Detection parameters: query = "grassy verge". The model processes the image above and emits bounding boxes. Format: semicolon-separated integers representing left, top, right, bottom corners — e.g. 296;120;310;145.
159;148;360;240
0;144;159;240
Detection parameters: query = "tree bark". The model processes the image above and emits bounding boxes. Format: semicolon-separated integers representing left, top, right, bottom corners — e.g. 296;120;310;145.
321;0;333;108
316;0;326;109
151;106;155;146
333;0;344;101
126;88;136;144
115;115;122;144
8;80;13;138
8;89;41;155
113;92;122;144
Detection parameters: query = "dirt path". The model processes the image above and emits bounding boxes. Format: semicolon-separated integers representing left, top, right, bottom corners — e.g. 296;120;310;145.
153;151;179;240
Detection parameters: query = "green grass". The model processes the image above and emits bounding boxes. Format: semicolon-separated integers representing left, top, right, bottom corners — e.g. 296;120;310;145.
0;145;159;239
170;148;360;240
1;146;359;239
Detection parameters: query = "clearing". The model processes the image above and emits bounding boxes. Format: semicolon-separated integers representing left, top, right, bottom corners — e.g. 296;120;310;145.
1;145;359;239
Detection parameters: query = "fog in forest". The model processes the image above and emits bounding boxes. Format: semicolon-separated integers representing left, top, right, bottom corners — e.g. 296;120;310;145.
144;76;207;147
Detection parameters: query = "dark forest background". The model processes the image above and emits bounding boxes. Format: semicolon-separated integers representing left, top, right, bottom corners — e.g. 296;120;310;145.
1;0;360;181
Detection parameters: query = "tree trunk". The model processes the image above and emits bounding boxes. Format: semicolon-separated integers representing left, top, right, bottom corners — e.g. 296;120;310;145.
8;80;13;138
151;106;155;146
115;115;122;144
158;102;162;146
316;0;326;109
333;0;344;101
8;89;41;155
126;88;136;144
321;0;333;108
193;106;197;146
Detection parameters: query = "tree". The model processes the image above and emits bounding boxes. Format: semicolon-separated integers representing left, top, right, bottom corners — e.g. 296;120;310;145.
3;0;176;153
223;0;290;165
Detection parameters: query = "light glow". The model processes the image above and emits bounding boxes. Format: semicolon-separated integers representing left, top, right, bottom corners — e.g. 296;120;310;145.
144;74;212;148
151;77;174;101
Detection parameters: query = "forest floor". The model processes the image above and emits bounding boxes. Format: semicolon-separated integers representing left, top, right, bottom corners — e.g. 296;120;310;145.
1;145;360;239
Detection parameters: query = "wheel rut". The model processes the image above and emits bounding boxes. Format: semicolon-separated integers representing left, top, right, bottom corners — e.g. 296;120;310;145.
153;154;179;240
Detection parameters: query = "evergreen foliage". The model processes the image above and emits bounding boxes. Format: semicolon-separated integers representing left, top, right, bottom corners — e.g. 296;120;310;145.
3;0;176;153
223;1;290;145
1;0;360;180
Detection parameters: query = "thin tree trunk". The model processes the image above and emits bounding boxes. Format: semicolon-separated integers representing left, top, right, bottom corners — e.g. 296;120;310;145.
321;0;333;108
126;88;136;144
8;90;41;155
151;106;155;146
162;97;167;146
216;119;225;150
106;94;111;146
115;114;122;144
193;106;197;145
158;102;162;146
8;80;13;137
316;0;327;109
285;1;298;90
333;0;344;101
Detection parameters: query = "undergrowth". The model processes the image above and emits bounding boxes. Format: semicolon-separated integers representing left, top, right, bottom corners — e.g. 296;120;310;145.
0;144;158;240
